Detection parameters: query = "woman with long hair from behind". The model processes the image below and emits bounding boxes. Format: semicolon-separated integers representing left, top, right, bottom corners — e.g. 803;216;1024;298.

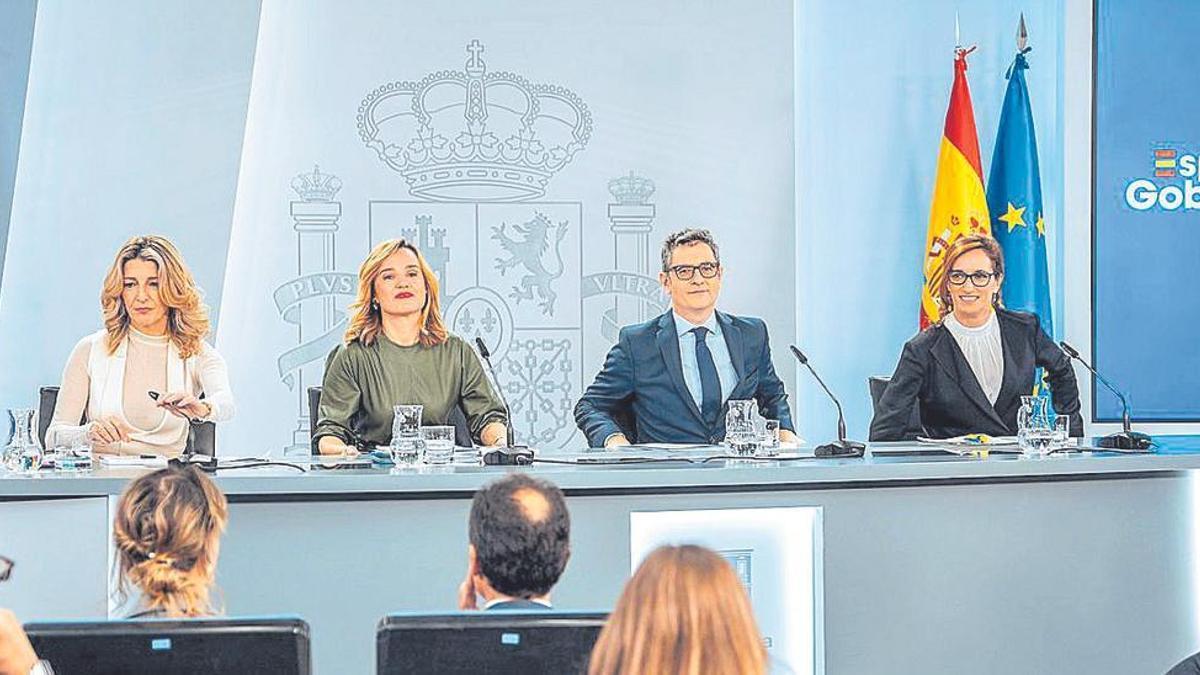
588;544;768;675
113;462;228;618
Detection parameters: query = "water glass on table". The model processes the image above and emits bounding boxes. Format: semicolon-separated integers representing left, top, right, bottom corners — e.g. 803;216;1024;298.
1050;415;1070;451
390;404;424;465
756;419;781;458
1017;395;1053;458
725;399;760;457
56;441;93;472
421;426;455;465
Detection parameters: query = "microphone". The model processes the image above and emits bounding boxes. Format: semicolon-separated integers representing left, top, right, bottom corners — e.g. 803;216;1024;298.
789;345;865;458
474;337;532;464
1058;341;1152;450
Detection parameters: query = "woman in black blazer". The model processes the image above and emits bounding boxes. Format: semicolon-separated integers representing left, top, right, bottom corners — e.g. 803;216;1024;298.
869;235;1083;441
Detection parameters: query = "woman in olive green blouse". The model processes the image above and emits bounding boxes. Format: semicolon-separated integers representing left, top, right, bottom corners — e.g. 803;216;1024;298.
314;239;509;454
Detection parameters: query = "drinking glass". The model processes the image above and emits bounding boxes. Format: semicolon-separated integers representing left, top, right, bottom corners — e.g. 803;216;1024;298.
1017;396;1052;458
725;400;759;457
756;419;781;458
390;405;424;465
421;426;455;465
1051;415;1070;451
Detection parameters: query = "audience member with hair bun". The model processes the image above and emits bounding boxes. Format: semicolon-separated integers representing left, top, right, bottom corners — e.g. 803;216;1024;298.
112;462;228;618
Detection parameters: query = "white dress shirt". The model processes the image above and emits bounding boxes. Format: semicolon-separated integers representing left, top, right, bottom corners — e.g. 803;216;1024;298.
674;311;738;412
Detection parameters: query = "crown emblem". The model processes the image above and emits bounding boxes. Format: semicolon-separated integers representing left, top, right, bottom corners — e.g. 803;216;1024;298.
608;172;655;205
357;40;593;202
290;165;343;202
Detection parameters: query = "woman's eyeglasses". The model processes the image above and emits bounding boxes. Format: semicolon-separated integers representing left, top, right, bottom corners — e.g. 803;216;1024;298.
668;262;720;281
947;270;996;287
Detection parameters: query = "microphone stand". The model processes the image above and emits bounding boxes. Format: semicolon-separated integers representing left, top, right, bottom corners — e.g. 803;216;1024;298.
1059;342;1152;451
475;338;533;465
789;345;866;458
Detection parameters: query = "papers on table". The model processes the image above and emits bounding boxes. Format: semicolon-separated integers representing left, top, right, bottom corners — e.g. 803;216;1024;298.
917;434;1019;447
97;454;169;468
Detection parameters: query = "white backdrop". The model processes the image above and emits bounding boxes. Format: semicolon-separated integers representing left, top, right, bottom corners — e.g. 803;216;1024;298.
216;0;796;454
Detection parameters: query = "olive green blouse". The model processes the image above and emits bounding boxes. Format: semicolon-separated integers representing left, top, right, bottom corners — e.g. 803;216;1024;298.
313;333;506;448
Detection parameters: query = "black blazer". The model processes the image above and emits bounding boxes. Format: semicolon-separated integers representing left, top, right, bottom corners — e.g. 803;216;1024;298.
869;309;1083;441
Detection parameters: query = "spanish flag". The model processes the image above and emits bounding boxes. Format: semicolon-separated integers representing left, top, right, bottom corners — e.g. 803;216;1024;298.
920;47;992;329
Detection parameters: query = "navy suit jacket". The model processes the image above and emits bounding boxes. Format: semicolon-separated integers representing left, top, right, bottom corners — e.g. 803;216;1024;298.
868;309;1083;441
485;598;550;610
574;310;794;447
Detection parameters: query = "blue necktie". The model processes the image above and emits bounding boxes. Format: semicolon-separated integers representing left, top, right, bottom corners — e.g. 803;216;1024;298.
692;327;721;426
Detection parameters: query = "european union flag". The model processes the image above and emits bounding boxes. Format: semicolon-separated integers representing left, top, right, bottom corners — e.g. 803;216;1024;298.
987;48;1053;339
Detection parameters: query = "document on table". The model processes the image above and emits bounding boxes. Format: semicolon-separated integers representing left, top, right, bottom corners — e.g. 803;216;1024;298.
97;454;169;468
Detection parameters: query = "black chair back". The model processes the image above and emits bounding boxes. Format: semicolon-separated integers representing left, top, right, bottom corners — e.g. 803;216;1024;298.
867;376;889;409
37;385;214;455
26;617;311;675
377;611;606;675
868;376;924;439
307;386;322;455
37;386;72;449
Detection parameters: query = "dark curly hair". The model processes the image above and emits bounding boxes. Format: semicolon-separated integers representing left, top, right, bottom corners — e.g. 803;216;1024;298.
469;474;571;598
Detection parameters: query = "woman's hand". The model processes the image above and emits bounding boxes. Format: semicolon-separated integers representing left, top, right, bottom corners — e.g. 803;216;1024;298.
157;392;211;420
87;415;133;449
480;422;508;447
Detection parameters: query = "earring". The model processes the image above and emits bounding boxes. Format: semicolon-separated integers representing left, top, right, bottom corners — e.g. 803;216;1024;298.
371;299;379;310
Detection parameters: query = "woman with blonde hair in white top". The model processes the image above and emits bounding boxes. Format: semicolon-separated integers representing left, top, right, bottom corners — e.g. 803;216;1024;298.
45;235;235;457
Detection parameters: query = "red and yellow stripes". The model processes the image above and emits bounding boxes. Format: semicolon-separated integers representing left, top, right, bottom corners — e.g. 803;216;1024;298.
920;49;992;328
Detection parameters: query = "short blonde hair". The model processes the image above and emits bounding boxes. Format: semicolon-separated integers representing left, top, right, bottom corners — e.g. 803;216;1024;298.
344;238;448;347
588;545;767;675
101;235;210;359
113;463;228;617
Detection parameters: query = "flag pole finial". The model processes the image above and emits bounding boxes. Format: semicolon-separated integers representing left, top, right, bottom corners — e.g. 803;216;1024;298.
955;11;961;50
1017;13;1028;52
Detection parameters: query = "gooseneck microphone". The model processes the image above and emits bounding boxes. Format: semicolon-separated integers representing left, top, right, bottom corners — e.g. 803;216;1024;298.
475;337;532;464
1058;341;1152;450
789;345;866;458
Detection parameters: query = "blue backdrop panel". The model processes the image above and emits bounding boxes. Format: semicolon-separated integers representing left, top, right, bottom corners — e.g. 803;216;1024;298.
1094;0;1200;420
0;0;37;287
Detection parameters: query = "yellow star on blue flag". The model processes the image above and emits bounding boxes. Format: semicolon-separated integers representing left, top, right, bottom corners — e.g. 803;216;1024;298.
998;202;1027;232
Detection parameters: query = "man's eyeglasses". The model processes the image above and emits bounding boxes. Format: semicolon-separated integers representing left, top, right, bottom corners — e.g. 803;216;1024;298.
947;270;997;287
668;262;720;281
0;556;13;583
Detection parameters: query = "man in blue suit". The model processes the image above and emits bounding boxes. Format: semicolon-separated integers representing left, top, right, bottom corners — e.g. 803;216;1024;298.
575;228;797;448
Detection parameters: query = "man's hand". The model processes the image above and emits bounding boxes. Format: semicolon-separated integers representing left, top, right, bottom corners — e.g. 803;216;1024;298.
0;609;37;675
457;561;478;611
779;429;800;446
603;433;630;449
